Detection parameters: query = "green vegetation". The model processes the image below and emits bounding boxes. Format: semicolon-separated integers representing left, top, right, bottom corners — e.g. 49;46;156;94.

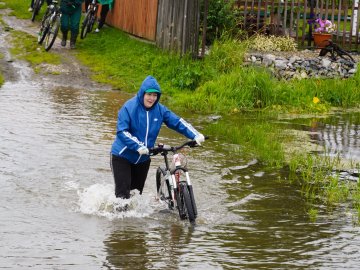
0;0;36;19
289;153;360;223
9;30;61;71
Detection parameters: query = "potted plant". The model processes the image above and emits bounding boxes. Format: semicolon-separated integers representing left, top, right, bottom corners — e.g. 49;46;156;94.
313;18;336;48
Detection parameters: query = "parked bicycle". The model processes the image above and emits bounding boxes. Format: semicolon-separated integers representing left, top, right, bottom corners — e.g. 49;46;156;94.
37;0;61;51
150;138;207;224
319;39;355;63
80;0;99;39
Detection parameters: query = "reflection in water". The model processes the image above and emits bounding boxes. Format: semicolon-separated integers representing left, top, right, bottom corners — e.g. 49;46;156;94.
286;113;360;161
103;224;194;269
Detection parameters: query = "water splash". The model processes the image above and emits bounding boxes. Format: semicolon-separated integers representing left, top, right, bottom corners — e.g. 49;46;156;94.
75;183;154;220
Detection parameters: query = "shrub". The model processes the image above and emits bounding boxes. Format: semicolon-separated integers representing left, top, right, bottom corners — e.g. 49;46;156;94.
247;35;298;52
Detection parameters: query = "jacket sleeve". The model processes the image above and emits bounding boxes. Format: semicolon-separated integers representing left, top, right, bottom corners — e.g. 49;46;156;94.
162;106;200;139
116;107;145;151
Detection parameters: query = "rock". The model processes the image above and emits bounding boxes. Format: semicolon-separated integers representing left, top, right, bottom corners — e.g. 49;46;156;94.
244;50;359;80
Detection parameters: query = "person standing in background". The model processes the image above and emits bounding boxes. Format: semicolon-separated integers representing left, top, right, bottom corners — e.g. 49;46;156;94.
60;0;84;49
95;0;114;33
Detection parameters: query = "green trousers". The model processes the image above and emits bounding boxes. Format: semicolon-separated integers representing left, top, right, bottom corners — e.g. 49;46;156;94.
60;6;82;36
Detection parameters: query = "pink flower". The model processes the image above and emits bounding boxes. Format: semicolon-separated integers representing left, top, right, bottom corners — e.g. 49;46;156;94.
314;18;336;34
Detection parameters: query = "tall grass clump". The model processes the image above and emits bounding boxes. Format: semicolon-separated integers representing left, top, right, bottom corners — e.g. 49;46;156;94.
288;152;360;221
205;118;285;167
173;64;279;113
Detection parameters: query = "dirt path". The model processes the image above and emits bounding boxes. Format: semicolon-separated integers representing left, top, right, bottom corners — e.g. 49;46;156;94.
0;8;110;91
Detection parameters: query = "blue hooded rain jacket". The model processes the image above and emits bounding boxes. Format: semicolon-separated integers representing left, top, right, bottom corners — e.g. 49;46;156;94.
111;76;200;164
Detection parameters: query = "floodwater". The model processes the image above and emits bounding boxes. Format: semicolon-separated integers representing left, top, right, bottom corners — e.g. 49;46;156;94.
1;62;360;270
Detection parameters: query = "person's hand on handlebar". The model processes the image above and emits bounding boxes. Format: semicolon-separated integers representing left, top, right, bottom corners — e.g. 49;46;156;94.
137;146;149;155
194;134;205;145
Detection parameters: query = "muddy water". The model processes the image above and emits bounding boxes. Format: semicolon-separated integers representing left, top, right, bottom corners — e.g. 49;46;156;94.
1;65;360;269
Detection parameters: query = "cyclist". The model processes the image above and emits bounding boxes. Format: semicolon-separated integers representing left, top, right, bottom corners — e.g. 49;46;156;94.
110;75;205;201
60;0;84;49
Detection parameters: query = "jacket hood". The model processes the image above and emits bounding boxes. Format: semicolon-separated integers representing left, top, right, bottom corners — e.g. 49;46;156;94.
137;76;161;109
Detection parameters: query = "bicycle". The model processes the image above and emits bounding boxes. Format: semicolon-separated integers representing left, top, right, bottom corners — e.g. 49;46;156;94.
80;0;99;39
149;139;207;224
37;0;61;52
319;39;355;63
31;0;45;22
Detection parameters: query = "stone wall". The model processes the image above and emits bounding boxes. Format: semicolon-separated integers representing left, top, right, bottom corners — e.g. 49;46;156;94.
244;50;358;80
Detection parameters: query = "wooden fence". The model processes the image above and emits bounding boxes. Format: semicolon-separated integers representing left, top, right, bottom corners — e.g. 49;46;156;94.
156;0;201;56
104;0;201;56
105;0;158;41
234;0;360;50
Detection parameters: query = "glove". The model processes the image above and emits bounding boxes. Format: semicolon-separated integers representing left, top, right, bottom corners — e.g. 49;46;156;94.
137;146;149;155
194;134;205;145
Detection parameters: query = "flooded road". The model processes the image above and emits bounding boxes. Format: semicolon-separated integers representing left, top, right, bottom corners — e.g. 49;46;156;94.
1;61;360;269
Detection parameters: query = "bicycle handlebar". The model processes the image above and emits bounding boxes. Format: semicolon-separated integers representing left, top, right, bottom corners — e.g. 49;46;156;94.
149;136;209;156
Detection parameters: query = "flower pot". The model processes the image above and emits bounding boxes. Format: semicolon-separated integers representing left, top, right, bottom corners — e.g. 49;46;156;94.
313;33;332;48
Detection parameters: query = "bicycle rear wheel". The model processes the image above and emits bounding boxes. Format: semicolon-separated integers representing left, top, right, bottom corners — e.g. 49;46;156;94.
44;15;60;51
179;182;196;223
156;167;173;209
31;0;42;22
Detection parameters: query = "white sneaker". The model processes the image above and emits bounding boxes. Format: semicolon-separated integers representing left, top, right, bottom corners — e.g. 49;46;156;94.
95;28;100;33
28;7;33;12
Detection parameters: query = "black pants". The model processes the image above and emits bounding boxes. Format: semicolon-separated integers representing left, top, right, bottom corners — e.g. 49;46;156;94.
110;155;151;199
98;4;110;29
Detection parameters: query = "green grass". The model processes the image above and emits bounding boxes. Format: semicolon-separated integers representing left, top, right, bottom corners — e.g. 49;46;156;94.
205;116;286;167
1;0;37;19
9;30;61;68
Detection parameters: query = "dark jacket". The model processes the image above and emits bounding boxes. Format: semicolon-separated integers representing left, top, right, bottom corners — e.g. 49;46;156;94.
60;0;83;14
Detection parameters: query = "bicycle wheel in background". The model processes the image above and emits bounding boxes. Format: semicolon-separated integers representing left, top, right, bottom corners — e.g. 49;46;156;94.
179;182;196;223
44;15;60;51
31;0;42;22
80;13;90;39
338;50;355;63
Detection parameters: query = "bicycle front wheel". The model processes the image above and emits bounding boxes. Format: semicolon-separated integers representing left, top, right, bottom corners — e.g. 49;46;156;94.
38;17;49;44
80;13;90;39
44;15;60;51
179;182;196;223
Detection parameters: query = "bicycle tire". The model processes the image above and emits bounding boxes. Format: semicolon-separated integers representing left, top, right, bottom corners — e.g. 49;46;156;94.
188;184;198;218
31;0;42;22
38;17;49;44
156;167;173;209
44;15;60;51
180;182;196;223
80;13;90;39
88;14;97;32
338;50;355;63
